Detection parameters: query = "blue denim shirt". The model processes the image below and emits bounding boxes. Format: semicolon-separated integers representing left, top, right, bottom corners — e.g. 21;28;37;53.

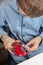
0;0;43;63
0;0;43;42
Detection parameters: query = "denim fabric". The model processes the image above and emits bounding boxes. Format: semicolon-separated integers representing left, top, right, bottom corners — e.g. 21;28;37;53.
0;0;43;63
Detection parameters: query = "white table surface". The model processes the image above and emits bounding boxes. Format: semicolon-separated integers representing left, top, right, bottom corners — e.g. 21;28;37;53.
18;52;43;65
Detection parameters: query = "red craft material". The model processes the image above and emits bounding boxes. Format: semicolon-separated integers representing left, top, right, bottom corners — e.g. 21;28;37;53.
14;44;28;56
13;40;28;56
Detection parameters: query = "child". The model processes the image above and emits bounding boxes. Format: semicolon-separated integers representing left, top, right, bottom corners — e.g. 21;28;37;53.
0;0;43;65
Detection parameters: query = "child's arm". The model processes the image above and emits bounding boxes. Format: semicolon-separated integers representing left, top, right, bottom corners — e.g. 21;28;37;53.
39;17;43;43
23;17;43;52
0;6;19;54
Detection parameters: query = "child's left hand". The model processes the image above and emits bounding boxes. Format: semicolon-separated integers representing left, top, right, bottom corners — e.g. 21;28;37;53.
23;36;42;52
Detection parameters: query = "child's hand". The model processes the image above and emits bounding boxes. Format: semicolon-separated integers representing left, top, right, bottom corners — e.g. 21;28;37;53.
23;36;42;52
1;34;20;54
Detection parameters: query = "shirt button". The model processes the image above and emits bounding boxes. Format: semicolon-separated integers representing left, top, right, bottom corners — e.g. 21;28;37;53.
28;55;30;58
23;35;25;37
29;55;30;57
23;24;25;26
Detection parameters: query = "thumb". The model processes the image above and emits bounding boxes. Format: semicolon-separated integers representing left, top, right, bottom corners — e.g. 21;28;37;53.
8;49;14;55
26;40;33;47
8;46;14;55
22;45;30;51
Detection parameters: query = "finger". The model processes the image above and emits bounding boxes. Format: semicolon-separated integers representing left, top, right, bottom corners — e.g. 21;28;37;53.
29;45;38;52
11;40;20;46
26;40;34;47
22;45;30;51
8;45;14;54
35;48;38;50
11;46;14;48
22;44;25;47
8;49;14;55
14;40;21;43
22;44;36;52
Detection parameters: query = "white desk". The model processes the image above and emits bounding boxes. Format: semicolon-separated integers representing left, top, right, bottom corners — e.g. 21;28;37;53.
18;52;43;65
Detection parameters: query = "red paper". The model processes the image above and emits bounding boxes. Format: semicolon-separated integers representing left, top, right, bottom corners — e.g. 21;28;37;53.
14;44;28;56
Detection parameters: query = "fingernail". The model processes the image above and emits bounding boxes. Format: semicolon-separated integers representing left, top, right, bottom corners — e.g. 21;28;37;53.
22;45;25;47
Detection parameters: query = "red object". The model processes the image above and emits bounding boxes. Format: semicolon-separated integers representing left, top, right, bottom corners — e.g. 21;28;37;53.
12;40;28;56
14;44;28;56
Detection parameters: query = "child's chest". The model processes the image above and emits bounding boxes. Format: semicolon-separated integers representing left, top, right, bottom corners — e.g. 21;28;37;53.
22;17;42;31
6;10;42;34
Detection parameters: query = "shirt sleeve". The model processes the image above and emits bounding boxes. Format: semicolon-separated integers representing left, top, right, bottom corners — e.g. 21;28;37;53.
0;6;7;38
39;16;43;43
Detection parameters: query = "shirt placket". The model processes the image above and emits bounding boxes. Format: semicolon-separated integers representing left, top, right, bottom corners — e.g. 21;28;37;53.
21;16;25;43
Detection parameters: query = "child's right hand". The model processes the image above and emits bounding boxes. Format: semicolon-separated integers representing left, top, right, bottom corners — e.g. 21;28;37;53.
1;34;20;55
